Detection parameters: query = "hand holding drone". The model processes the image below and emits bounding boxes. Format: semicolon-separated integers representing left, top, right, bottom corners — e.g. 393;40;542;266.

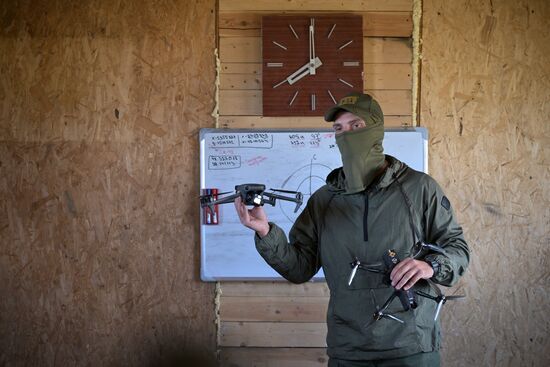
200;183;303;214
349;244;465;327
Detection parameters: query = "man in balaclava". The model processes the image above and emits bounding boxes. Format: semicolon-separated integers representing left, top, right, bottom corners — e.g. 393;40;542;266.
235;92;470;367
324;92;386;193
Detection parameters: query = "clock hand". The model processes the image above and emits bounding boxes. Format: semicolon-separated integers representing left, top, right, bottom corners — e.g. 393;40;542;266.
288;56;322;85
288;63;310;86
309;18;316;75
272;57;323;88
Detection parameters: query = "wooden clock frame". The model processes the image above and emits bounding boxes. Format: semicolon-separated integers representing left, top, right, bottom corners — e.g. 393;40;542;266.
262;14;363;117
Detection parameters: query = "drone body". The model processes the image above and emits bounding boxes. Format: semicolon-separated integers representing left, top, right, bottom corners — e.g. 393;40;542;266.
200;183;303;215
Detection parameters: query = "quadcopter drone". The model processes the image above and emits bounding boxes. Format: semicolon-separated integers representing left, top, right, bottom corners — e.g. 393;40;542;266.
200;183;303;214
348;242;465;327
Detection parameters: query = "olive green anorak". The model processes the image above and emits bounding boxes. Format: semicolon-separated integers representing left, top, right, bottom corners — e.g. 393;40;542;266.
255;155;470;360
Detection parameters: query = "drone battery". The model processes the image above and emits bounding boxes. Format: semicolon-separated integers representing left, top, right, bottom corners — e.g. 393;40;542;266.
202;188;219;225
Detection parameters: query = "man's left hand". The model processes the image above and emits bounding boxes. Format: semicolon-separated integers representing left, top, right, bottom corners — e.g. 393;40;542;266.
390;258;434;290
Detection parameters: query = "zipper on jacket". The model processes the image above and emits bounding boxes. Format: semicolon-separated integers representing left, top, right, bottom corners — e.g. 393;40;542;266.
363;191;369;242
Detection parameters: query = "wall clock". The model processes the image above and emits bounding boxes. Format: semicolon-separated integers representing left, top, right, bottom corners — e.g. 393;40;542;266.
262;15;363;116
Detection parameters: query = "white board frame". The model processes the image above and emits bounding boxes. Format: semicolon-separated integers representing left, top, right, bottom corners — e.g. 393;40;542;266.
199;128;428;281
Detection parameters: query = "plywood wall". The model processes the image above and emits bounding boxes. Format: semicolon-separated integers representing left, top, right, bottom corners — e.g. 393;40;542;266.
2;1;548;366
420;0;550;366
217;0;415;128
0;1;217;365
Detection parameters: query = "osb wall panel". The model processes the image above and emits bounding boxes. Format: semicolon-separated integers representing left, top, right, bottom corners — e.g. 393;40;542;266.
0;1;217;366
421;0;549;366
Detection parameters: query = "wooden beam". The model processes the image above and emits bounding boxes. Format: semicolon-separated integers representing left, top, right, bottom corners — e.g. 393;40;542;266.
220;73;262;90
220;322;327;347
364;12;412;37
219;90;411;116
220;281;330;297
219;13;260;37
367;90;412;115
218;115;413;129
220;296;329;322
364;63;412;90
221;63;261;74
219;37;261;62
219;12;412;38
220;347;328;367
364;37;412;63
219;0;413;12
220;63;412;90
219;37;412;64
219;90;263;115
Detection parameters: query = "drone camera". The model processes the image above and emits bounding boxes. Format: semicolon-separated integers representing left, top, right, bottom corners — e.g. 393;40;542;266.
236;184;267;206
252;194;263;205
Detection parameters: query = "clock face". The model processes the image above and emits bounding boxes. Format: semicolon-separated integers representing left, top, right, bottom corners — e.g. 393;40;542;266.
262;15;363;116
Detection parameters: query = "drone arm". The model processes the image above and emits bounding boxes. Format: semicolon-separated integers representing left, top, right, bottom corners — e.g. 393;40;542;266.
263;192;303;212
260;194;277;207
414;289;438;301
201;192;241;213
203;192;240;207
358;262;386;274
378;292;398;313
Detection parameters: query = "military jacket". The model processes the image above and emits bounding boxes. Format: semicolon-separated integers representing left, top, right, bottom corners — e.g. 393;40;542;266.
255;155;470;360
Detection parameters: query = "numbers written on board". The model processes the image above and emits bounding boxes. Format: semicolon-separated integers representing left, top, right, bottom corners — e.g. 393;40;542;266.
208;155;241;170
289;133;323;148
209;134;273;149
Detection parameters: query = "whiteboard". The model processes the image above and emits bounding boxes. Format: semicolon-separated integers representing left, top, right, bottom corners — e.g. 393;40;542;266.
199;128;428;281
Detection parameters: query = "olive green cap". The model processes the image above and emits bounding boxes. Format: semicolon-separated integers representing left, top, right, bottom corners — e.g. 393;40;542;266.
324;92;384;126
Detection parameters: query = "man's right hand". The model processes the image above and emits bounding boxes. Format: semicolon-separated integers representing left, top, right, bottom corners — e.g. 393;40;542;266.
234;197;270;238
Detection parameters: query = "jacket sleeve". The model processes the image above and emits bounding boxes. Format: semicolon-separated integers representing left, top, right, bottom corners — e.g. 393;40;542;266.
422;177;470;286
254;198;321;284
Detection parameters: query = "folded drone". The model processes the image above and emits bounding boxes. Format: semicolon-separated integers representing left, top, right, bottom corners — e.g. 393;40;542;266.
200;183;303;214
348;244;465;327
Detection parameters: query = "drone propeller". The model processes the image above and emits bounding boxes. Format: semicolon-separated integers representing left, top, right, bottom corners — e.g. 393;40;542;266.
365;290;404;328
430;281;465;321
348;259;385;286
415;280;465;321
348;259;359;286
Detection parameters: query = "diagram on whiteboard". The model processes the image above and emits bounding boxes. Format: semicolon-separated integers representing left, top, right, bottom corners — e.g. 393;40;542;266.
199;128;427;281
278;155;333;222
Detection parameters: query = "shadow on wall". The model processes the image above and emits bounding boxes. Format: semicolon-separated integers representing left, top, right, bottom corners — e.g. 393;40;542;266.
144;346;218;367
125;331;218;367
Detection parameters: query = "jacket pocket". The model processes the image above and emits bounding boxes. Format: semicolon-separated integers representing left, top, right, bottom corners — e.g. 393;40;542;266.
328;277;421;352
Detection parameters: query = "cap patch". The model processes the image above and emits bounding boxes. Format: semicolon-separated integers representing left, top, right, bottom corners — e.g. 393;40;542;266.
339;96;358;106
441;196;451;210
